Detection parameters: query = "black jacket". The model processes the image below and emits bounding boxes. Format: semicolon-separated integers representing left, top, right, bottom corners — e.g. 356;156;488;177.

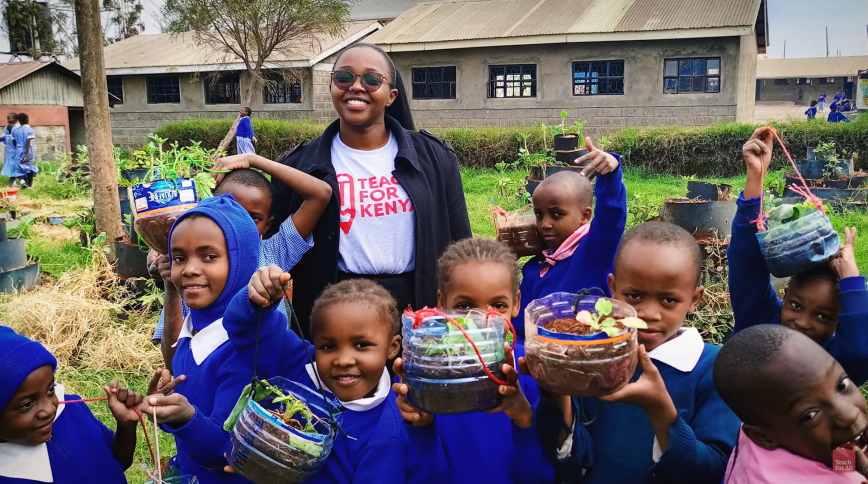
268;116;472;337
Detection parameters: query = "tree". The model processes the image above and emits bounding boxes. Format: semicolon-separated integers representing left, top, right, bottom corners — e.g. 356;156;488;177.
75;0;122;259
3;0;58;58
160;0;351;157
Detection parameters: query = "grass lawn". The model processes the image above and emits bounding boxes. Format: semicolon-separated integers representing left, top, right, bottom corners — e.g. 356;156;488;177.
6;165;868;482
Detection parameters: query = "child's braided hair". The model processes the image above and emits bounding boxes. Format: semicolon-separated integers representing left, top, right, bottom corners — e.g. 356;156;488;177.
310;279;400;336
437;238;520;293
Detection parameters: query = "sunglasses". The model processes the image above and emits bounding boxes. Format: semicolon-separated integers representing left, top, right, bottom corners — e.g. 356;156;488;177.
331;70;389;92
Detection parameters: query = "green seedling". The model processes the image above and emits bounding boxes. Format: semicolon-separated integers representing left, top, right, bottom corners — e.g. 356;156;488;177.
576;298;647;337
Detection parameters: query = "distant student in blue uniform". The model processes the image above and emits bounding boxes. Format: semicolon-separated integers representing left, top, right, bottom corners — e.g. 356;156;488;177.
830;95;841;112
235;107;256;155
805;100;818;120
818;92;828;112
392;237;552;483
139;194;261;484
8;113;35;188
534;222;740;484
728;126;868;383
828;105;851;123
0;326;143;484
512;138;627;345
221;273;448;484
0;113;20;186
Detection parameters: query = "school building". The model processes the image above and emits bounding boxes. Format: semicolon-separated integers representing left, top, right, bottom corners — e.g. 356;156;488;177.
63;21;382;149
756;55;868;105
367;0;769;134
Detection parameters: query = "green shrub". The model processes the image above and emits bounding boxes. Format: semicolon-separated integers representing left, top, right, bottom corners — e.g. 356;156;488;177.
155;117;868;176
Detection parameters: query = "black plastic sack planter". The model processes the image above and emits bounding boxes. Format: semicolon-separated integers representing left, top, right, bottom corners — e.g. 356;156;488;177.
553;134;579;151
0;260;40;294
0;219;6;243
686;181;733;201
0;238;28;272
784;186;865;201
114;237;151;280
794;160;825;180
120;168;150;183
661;199;737;239
545;159;591;179
525;178;541;195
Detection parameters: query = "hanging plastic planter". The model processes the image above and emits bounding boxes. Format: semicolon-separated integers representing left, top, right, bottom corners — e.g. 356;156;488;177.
132;178;199;254
524;292;647;397
756;129;841;278
492;206;545;258
226;378;337;484
402;308;514;414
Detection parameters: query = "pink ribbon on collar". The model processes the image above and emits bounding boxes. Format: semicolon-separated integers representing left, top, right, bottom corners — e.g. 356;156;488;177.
540;223;590;277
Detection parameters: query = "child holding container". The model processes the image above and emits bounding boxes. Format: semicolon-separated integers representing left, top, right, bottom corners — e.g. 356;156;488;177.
728;126;868;384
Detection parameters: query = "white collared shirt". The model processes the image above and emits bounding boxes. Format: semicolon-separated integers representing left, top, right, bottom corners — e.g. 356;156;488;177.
0;384;67;482
304;363;391;412
557;327;706;461
172;314;229;365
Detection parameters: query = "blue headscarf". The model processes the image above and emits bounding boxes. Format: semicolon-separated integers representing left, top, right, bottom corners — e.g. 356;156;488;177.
168;194;260;332
0;326;57;410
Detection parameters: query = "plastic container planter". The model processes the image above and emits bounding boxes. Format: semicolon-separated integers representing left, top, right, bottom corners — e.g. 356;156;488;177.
402;309;511;414
660;199;736;239
227;378;336;484
132;178;199;254
493;206;545;257
758;206;840;278
524;292;640;397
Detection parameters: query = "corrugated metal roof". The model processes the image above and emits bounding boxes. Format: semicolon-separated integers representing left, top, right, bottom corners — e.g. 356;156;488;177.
350;0;457;20
0;61;76;90
757;56;868;79
64;21;381;73
369;0;764;46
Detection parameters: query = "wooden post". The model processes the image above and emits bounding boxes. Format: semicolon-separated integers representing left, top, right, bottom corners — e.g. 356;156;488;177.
74;0;121;259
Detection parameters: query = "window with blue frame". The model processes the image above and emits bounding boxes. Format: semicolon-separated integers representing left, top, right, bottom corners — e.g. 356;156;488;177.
663;58;720;94
572;60;624;95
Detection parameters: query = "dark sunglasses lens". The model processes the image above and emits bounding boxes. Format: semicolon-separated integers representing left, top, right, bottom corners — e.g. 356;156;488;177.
332;71;355;89
361;73;383;91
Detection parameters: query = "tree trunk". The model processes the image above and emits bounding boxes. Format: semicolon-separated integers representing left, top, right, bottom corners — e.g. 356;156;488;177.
211;71;258;161
75;0;121;259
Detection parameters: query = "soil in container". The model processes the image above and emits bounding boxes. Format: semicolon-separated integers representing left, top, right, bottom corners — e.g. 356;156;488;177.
135;208;189;254
493;207;545;257
131;179;199;254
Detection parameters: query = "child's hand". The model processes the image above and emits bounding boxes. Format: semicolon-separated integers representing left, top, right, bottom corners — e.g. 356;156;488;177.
155;254;174;292
576;137;619;179
743;126;774;175
392;358;434;427
485;343;533;429
104;380;144;429
248;265;291;307
831;227;860;280
597;345;676;416
212;154;252;185
146;368;185;396
139;393;196;426
252;136;258;144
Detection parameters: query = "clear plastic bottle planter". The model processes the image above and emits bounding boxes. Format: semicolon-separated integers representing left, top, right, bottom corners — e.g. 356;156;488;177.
757;208;840;278
132;178;199;254
493;206;546;258
524;292;639;397
227;378;337;484
402;309;511;414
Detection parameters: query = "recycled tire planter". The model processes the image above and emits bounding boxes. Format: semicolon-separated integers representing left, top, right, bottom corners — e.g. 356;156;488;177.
660;199;737;239
686;181;733;201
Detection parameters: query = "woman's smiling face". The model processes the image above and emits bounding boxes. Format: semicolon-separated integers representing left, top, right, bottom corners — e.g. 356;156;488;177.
330;47;398;128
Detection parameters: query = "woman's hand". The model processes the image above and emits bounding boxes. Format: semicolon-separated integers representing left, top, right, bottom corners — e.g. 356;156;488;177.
104;380;144;429
139;393;196;426
392;358;434;427
831;227;860;280
248;265;291;307
212;154;253;185
576;137;619;179
146;368;185;396
485;343;533;429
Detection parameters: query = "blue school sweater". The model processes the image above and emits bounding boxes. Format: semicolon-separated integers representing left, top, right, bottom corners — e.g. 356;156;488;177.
236;117;254;139
536;332;739;484
514;162;627;341
0;389;127;484
728;194;868;385
805;106;817;119
828;111;851;123
222;288;447;484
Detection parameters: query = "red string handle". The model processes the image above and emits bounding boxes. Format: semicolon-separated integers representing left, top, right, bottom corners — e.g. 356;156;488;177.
59;397;158;477
405;307;517;386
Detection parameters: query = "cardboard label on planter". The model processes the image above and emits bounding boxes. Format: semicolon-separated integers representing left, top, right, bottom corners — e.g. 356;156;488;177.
132;178;198;217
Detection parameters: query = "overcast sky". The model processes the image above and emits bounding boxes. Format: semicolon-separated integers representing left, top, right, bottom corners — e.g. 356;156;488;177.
765;0;868;57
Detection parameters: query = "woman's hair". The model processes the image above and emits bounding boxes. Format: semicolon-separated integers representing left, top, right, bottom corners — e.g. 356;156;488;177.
17;113;28;125
333;43;415;131
437;238;520;294
310;279;400;336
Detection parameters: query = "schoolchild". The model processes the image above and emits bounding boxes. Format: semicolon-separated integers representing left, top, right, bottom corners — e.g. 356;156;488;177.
235;107;257;155
12;113;36;188
1;113;20;185
0;326;143;484
805;100;818;120
828;105;851;123
728;126;868;384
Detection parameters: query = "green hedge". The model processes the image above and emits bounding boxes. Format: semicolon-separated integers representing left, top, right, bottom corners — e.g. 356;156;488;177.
155;116;867;176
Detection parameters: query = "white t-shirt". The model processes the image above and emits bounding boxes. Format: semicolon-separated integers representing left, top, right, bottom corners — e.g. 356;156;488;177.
331;133;416;274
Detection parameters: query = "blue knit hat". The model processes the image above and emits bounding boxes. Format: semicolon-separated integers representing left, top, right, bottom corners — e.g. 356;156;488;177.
168;193;260;332
0;326;57;411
